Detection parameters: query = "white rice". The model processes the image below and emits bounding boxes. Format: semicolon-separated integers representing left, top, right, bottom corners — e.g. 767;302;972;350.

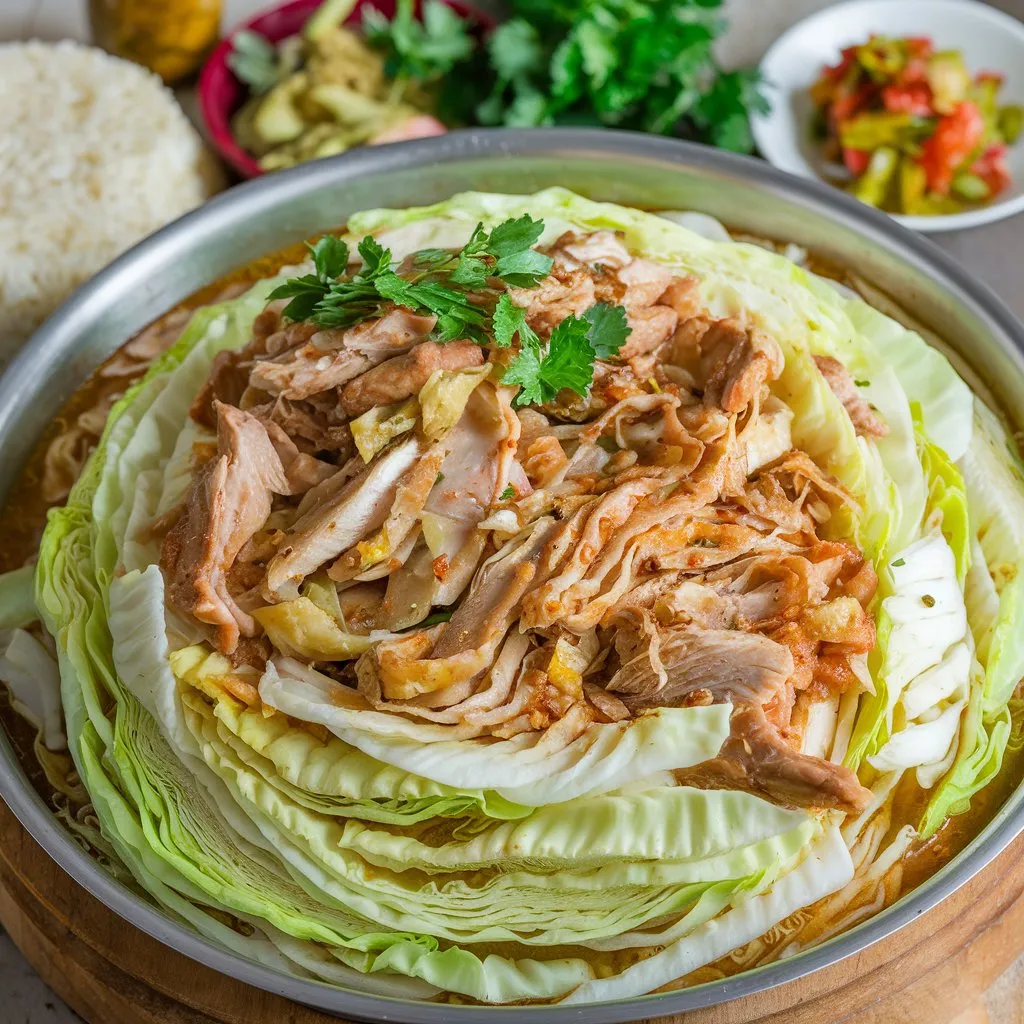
0;40;225;358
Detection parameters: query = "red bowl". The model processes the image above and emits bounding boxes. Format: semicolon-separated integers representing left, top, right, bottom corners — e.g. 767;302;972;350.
199;0;493;179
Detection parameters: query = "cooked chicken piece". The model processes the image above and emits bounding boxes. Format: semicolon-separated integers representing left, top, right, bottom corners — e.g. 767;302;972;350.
612;574;739;630
508;271;596;336
657;276;703;320
619;305;679;359
551;230;632;271
329;443;447;582
263;436;421;599
189;350;251;429
249;309;436;399
373;518;562;699
252;317;318;359
263;421;337;493
339;340;484;418
616;258;675;310
677;705;871;814
253;397;353;456
607;629;794;709
702;319;785;414
162;403;291;653
584;681;631;722
813;355;889;438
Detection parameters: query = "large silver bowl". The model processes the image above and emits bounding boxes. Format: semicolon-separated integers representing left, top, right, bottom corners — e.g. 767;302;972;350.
1;130;1023;1023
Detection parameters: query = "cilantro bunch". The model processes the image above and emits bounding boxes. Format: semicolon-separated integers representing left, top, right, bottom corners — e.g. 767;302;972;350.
472;0;768;151
267;215;632;408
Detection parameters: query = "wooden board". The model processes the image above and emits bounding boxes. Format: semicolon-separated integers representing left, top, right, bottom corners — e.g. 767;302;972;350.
0;795;1021;1024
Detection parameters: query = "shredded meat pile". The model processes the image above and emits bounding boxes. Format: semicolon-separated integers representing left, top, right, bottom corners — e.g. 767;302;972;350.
159;229;883;815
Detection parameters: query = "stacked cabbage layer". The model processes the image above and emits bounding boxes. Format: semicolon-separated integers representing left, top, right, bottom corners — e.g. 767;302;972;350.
1;189;1023;1004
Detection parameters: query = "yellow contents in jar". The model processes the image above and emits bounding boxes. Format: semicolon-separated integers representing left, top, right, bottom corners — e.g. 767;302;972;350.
89;0;222;84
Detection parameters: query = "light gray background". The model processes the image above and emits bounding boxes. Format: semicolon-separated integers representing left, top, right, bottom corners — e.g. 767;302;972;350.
0;1;1022;1021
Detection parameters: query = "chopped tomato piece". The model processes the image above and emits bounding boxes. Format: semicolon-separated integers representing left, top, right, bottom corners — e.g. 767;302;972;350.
919;100;986;194
905;36;934;59
830;83;875;128
898;56;930;86
882;83;933;116
842;147;871;176
970;143;1011;197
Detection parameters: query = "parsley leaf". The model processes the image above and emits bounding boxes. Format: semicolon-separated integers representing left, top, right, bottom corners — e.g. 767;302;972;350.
501;344;545;405
309;236;349;281
468;0;768;154
227;30;281;95
266;275;331;322
364;0;474;80
503;313;596;407
583;302;631;358
491;293;543;351
493;248;554;287
499;485;517;501
375;273;489;341
487;214;546;257
356;236;392;279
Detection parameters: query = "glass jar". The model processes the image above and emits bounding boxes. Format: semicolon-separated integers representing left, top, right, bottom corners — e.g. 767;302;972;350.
89;0;223;84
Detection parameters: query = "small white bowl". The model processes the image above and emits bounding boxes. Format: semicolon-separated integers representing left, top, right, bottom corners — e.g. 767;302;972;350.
751;0;1024;232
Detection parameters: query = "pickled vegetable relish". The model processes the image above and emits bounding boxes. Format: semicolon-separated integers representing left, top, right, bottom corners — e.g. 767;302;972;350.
810;35;1022;215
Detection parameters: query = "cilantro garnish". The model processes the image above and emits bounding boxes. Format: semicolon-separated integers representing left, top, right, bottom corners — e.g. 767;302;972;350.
503;313;595;407
268;216;627;408
270;214;551;337
363;0;474;81
491;293;539;349
501;301;631;407
499;485;517;501
465;1;768;154
583;302;631;359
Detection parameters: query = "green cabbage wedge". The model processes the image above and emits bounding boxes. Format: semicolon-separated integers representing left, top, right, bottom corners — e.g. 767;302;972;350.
0;189;1020;1003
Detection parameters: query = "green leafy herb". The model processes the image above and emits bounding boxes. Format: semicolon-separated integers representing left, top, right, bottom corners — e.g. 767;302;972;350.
310;236;350;281
583;302;631;358
269;215;555;344
469;0;768;153
499;485;517;501
375;274;489;340
892;557;906;567
364;0;474;81
227;30;281;95
356;235;392;280
503;313;596;407
854;378;871;388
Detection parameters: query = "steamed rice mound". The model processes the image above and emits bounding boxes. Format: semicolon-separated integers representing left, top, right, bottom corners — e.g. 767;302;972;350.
0;41;224;357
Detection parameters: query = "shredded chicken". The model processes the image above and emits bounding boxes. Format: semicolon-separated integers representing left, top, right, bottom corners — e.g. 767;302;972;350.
813;355;889;438
339;340;483;418
161;403;291;653
164;226;884;818
249;308;436;399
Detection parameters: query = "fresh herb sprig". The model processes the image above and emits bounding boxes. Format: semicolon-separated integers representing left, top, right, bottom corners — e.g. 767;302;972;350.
500;299;631;407
268;215;630;407
462;0;768;152
363;0;475;81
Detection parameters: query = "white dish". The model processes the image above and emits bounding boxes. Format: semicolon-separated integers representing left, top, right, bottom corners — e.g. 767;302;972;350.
751;0;1024;232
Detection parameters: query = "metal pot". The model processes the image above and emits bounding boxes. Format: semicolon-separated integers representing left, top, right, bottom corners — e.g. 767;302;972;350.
1;129;1022;1023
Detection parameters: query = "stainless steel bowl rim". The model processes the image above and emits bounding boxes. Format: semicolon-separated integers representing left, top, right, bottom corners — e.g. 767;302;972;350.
1;129;1023;1024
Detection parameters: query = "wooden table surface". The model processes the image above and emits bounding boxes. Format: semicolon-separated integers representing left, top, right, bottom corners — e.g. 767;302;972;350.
0;1;1022;1022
